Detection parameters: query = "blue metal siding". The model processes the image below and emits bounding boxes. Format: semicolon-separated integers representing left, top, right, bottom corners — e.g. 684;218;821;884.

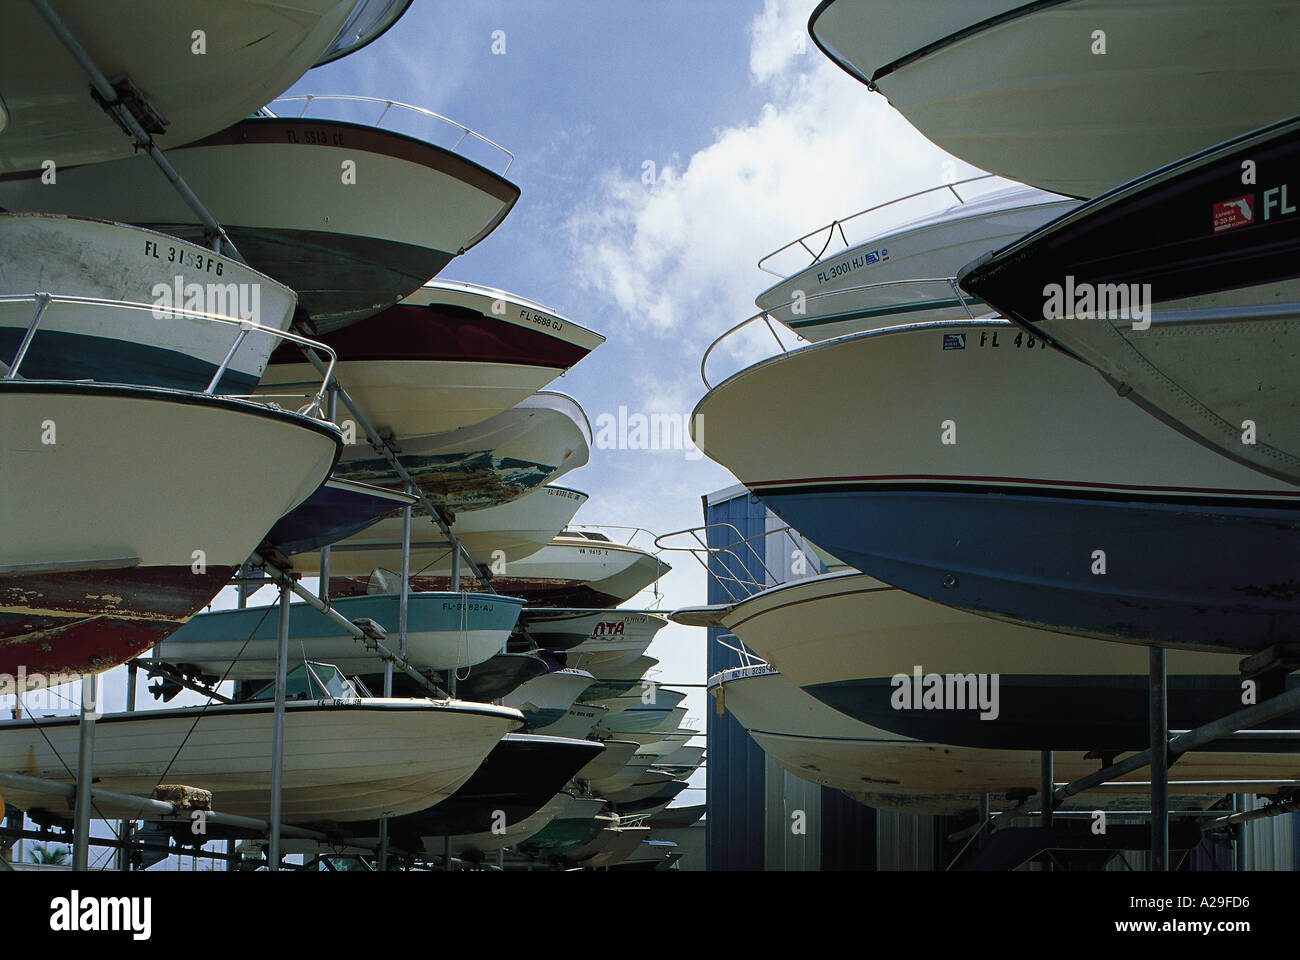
704;489;878;870
705;492;770;871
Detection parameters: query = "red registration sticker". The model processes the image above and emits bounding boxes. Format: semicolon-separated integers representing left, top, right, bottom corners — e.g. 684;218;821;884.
1213;194;1255;232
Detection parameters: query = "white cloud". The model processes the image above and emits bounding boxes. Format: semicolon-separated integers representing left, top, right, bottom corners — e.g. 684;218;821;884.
564;0;985;384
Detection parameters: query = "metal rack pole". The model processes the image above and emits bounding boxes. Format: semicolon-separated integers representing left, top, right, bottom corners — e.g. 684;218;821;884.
319;387;339;603
949;681;1300;844
267;581;291;871
0;772;340;843
296;351;491;590
248;551;447;699
1040;751;1053;829
116;663;138;871
71;673;98;871
1149;647;1168;871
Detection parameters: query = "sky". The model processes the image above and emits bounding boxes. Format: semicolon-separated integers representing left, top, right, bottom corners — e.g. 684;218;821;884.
5;0;982;867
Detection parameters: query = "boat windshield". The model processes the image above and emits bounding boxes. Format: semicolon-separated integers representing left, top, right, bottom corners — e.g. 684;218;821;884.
248;662;358;701
314;0;414;67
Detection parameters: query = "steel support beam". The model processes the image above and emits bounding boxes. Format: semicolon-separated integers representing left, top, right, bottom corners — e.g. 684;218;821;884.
71;674;98;871
247;551;447;698
267;581;291;870
294;350;491;590
1149;647;1168;871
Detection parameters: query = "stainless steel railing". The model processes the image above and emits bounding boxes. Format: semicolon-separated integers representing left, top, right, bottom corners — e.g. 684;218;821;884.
700;276;977;388
0;293;338;417
756;175;998;277
269;94;514;174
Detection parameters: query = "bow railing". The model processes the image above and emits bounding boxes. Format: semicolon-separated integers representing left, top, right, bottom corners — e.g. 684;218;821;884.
0;293;338;418
269;95;514;174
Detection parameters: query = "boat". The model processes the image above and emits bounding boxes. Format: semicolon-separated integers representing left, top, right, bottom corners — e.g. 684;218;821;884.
517;797;611;857
313;0;414;66
586;753;658;796
596;696;688;735
482;791;579;855
0;0;356;173
0;663;524;823
501;668;597;731
517;608;669;655
646;803;706;828
959;115;1300;488
654;745;705;771
314;485;588;580
575;739;640;784
529;702;609;740
600;704;689;736
417;529;670;608
604;838;678;870
754;179;1074;339
611;781;688;817
362;732;604;857
546;643;661;678
0;380;339;680
564;825;652;867
711;663;1296;815
152;591;525;679
573;693;638;721
611;726;699;756
428;652;549;702
0;214;296;392
333;391;591;512
262;478;415;558
604;771;678;805
0;108;519;333
808;0;1300;198
577;658;661;698
691;319;1300;653
258;280;604;430
684;572;1300;752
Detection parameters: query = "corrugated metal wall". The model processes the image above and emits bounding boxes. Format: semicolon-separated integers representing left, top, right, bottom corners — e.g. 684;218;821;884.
704;488;878;871
704;491;771;871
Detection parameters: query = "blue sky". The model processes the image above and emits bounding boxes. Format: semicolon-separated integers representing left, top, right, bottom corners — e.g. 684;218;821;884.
7;0;981;866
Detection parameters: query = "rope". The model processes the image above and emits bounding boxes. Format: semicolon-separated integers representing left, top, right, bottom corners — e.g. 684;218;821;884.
153;601;276;787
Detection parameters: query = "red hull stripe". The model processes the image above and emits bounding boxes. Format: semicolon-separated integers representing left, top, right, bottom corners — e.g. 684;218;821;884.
272;303;590;369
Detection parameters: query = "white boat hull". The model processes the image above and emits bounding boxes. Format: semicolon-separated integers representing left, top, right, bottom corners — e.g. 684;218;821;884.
425;537;669;608
312;485;588;577
716;665;1300;816
0;120;520;331
154;592;524;678
520;608;669;657
0;214;295;392
756;188;1073;339
502;668;597;729
692;319;1300;652
260;358;563;438
811;0;1300;198
0;698;522;822
0;382;339;678
0;0;354;173
334;391;591;512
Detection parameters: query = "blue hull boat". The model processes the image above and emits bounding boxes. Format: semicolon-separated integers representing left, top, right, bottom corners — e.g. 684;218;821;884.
760;487;1300;655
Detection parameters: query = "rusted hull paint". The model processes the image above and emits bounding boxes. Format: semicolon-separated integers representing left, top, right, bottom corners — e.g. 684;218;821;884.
334;449;556;512
0;564;236;678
